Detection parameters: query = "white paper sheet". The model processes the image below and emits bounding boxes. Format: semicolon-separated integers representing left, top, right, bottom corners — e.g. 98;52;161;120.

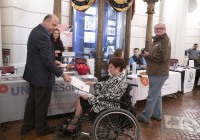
70;77;90;92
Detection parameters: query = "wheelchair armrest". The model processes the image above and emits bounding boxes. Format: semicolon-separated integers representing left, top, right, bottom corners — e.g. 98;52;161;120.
128;83;138;87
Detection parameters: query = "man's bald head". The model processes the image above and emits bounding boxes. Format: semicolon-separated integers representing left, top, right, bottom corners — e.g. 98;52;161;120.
42;14;59;33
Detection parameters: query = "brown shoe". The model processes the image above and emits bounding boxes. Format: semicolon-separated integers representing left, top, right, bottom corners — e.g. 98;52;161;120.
151;116;162;121
137;116;149;125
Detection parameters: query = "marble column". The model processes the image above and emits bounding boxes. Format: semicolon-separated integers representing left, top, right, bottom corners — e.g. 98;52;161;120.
143;0;159;48
124;6;133;66
54;0;61;22
96;0;104;80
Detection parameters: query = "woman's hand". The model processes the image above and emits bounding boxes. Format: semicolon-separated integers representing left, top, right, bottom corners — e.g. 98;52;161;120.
55;50;61;53
55;50;61;57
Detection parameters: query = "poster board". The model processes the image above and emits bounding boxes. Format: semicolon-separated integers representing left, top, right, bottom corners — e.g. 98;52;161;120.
57;24;73;48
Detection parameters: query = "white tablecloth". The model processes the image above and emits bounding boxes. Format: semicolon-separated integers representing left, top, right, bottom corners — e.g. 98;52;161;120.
0;76;97;124
127;71;182;105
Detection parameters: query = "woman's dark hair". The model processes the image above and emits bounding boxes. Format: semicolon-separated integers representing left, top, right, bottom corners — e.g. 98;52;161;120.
50;28;62;45
109;57;125;72
113;49;123;58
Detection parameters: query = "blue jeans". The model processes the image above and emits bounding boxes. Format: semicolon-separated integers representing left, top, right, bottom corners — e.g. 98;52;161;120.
140;76;168;122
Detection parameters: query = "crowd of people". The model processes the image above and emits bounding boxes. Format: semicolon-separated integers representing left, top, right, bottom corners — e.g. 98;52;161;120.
21;13;200;138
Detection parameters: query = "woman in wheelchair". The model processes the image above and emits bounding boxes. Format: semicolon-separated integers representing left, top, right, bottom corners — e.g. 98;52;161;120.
61;57;127;134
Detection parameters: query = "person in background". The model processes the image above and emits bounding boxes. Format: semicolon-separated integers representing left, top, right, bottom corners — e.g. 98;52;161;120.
129;48;147;70
138;23;171;124
101;48;124;81
112;48;124;58
50;28;65;62
185;43;200;66
21;14;72;136
60;57;127;133
186;44;200;88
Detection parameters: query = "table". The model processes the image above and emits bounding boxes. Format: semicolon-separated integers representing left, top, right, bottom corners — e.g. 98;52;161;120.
127;71;182;105
170;67;196;93
0;75;97;124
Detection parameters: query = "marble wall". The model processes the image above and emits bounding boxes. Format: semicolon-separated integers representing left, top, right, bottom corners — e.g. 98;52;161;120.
0;0;70;73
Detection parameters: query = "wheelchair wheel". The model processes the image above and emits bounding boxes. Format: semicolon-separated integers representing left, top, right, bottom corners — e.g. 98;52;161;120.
92;108;140;140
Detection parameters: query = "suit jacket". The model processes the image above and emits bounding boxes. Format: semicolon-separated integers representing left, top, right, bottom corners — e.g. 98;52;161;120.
23;24;63;87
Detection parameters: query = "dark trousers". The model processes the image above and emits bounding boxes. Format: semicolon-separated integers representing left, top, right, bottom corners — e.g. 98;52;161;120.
22;84;52;131
195;69;200;86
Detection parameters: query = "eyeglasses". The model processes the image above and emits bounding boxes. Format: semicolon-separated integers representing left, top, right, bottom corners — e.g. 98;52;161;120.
155;28;165;30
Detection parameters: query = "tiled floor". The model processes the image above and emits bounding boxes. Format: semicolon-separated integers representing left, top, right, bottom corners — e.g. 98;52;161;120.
1;88;200;140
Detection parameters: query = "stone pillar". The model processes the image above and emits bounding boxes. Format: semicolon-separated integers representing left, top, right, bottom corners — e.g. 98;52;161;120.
143;0;159;48
124;6;133;66
69;1;73;25
54;0;61;22
96;0;104;80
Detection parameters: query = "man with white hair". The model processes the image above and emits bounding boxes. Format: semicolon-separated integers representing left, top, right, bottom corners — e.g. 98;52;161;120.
138;23;171;124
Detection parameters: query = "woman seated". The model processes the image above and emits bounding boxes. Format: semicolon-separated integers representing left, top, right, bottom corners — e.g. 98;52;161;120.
62;57;127;133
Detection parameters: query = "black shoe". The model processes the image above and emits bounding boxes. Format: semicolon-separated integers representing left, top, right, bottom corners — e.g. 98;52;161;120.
21;127;34;135
195;85;200;90
151;116;162;121
137;116;149;125
37;126;54;136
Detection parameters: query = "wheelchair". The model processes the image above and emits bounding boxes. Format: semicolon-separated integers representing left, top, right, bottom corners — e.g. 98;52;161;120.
58;83;140;140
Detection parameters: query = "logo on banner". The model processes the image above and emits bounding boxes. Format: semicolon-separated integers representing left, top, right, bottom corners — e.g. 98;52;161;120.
188;72;193;82
0;84;8;94
140;77;149;86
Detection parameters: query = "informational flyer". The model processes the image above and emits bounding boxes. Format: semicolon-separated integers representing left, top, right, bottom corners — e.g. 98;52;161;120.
70;76;90;92
57;24;73;48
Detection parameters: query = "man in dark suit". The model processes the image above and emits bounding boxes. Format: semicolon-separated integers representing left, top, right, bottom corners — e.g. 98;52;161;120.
21;14;72;136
